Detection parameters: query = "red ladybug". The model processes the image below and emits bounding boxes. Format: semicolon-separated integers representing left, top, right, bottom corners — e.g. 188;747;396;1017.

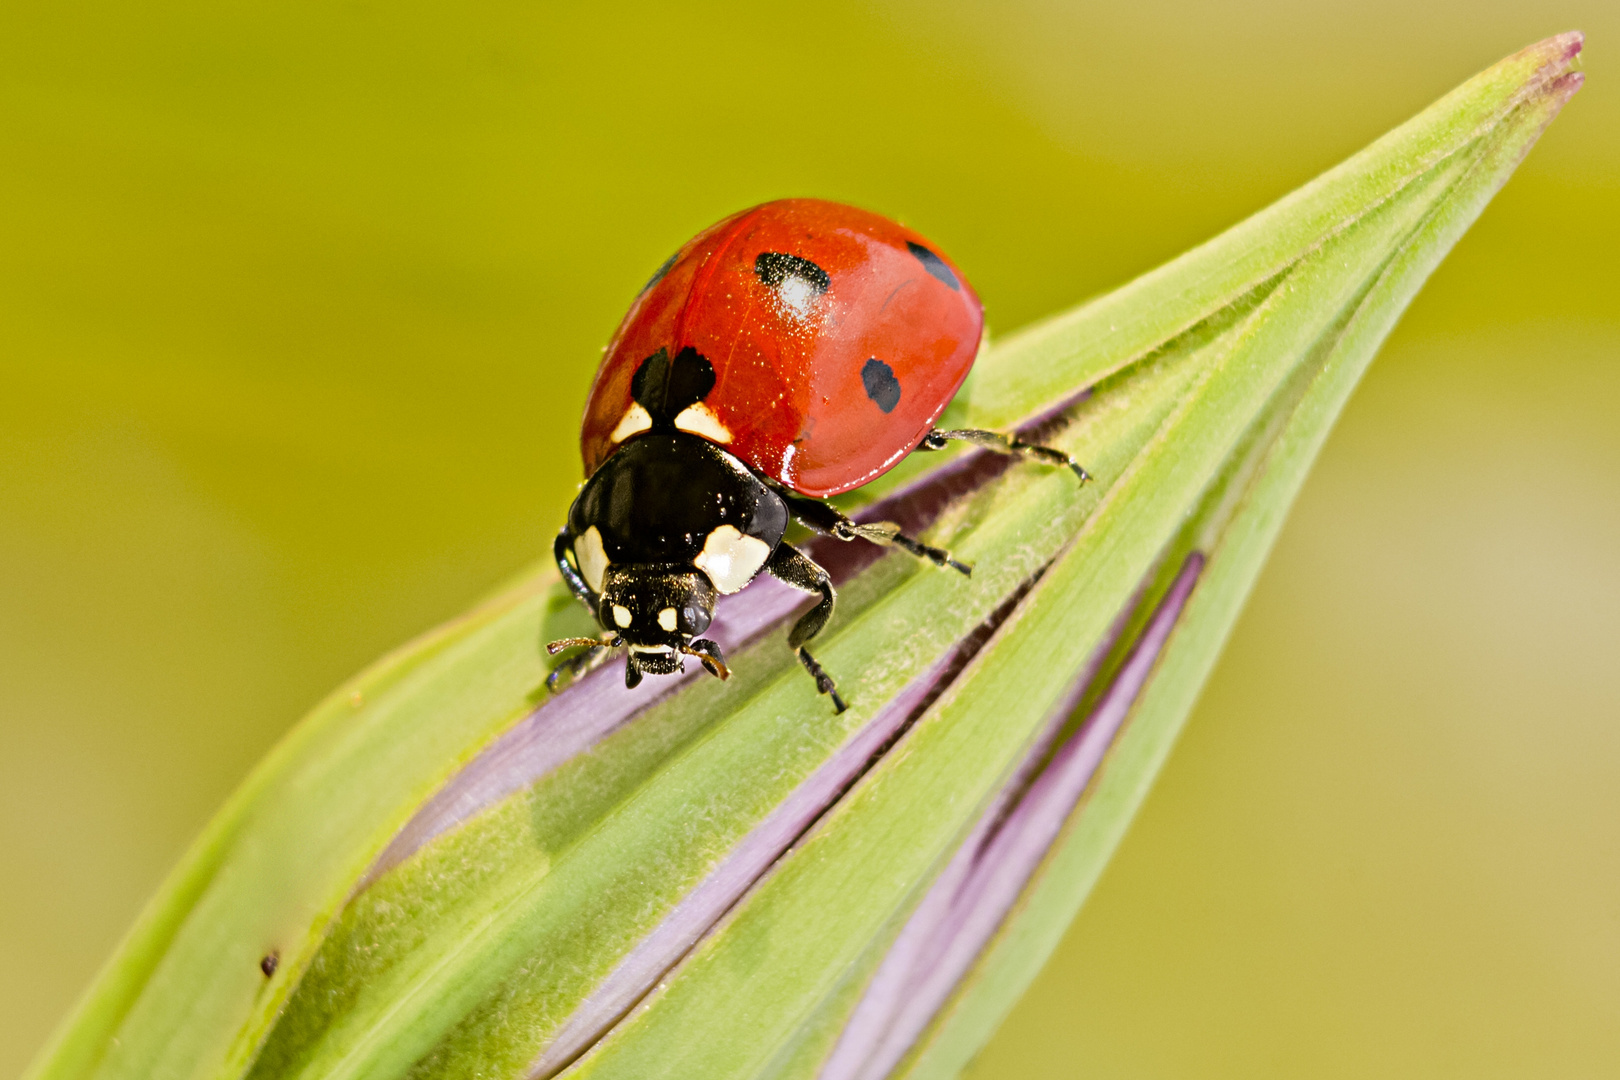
548;199;1086;711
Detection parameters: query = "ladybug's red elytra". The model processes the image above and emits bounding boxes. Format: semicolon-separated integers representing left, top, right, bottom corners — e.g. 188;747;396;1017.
548;199;1088;711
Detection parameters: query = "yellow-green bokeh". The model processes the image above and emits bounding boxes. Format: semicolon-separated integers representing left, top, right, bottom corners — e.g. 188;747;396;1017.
1;3;1615;1077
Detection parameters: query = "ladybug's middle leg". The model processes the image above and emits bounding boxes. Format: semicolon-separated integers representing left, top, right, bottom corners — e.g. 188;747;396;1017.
774;487;971;577
765;541;847;714
921;428;1092;483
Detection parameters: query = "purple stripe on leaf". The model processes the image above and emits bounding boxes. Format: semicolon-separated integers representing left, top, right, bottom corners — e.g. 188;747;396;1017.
528;572;1049;1078
369;444;1023;878
820;552;1205;1080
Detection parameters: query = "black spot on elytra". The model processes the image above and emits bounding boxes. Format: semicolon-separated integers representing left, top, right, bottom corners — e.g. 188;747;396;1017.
260;951;279;978
640;250;679;293
906;241;960;291
631;346;715;424
754;252;831;295
862;358;901;413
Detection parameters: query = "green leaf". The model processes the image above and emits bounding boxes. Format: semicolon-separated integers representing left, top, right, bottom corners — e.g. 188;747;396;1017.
26;34;1581;1080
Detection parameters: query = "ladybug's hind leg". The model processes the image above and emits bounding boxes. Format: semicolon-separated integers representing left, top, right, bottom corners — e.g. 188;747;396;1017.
765;541;847;714
921;428;1091;483
774;487;971;577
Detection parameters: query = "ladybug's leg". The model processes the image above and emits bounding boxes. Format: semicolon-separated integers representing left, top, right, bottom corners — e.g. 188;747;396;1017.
765;541;847;714
775;488;971;577
545;529;615;693
921;428;1091;483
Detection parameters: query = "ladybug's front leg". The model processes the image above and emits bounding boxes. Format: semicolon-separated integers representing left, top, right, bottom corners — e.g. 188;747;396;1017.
774;488;971;577
921;428;1092;483
546;528;616;692
765;542;847;714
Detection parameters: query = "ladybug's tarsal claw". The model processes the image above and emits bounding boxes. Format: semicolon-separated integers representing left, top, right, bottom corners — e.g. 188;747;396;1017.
884;530;969;577
796;647;846;714
922;427;1091;486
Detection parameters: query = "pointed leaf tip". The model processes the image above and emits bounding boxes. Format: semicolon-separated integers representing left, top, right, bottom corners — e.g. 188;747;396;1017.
25;35;1583;1080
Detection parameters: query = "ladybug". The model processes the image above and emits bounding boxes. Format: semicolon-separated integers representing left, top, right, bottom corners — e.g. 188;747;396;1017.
548;199;1086;712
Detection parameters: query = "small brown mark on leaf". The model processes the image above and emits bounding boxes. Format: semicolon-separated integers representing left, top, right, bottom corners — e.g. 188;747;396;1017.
260;950;279;978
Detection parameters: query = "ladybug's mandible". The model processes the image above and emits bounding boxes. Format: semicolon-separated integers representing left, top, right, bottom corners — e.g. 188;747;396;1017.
549;199;1087;711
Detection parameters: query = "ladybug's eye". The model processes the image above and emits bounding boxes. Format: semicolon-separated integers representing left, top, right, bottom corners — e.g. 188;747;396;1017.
682;600;712;636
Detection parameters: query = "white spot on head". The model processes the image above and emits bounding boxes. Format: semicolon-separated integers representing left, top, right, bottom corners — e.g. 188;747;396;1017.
610;402;654;443
657;607;678;632
612;604;633;628
693;524;772;594
576;526;609;594
628;643;673;654
673;402;732;444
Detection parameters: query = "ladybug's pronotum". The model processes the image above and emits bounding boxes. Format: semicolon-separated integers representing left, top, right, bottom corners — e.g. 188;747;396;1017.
550;199;1087;711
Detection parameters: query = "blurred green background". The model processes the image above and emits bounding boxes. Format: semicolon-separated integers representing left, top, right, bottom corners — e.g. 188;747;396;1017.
1;1;1615;1076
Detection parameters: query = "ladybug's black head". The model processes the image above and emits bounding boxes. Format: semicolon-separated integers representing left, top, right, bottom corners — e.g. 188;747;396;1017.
598;563;717;678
